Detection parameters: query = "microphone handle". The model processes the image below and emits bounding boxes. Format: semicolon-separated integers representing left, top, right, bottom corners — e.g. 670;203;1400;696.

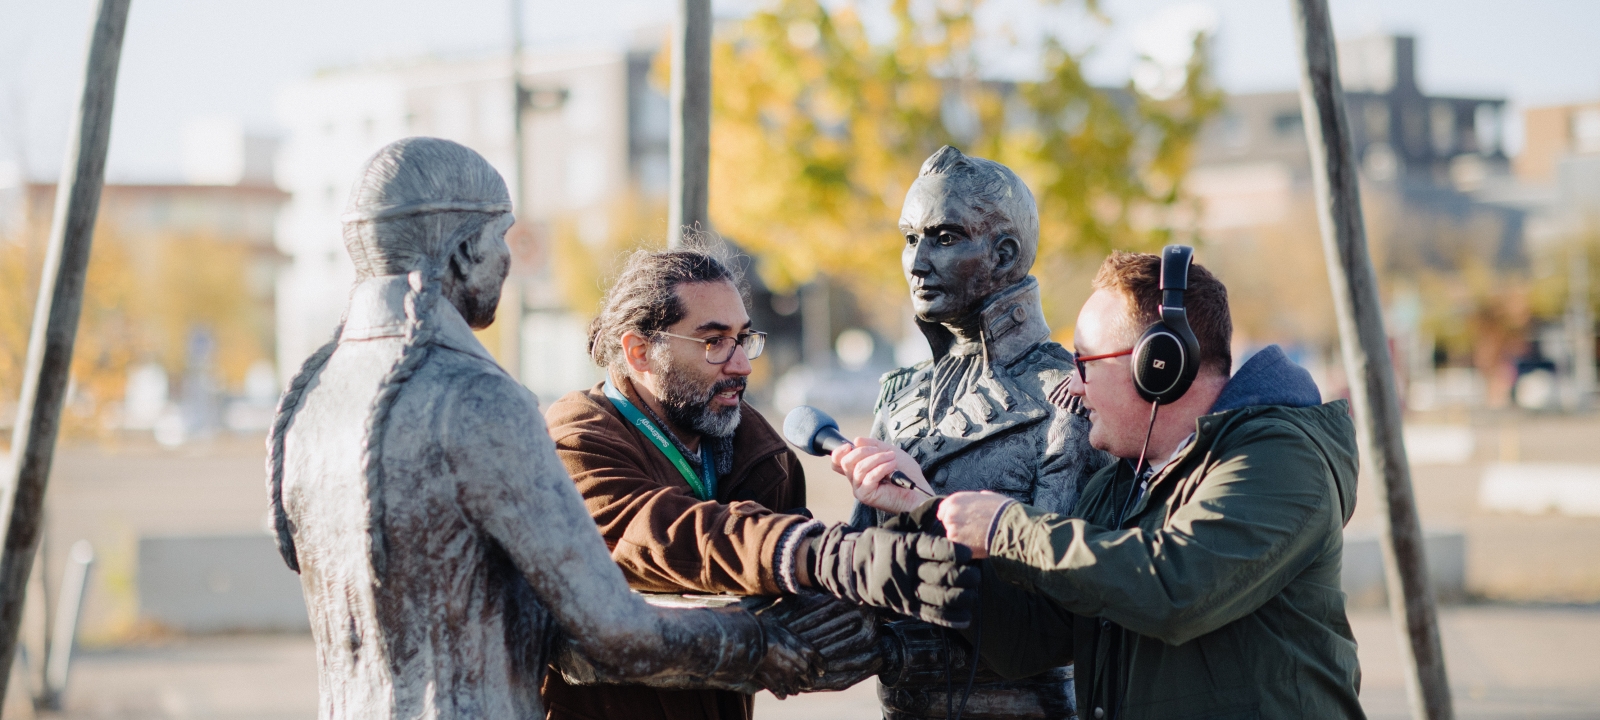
888;470;934;497
817;430;932;496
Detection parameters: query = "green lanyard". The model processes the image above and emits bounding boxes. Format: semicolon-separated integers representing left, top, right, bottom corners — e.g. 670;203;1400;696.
603;378;716;501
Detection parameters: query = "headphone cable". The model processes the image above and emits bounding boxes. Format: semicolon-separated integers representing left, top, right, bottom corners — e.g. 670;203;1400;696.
1115;400;1160;529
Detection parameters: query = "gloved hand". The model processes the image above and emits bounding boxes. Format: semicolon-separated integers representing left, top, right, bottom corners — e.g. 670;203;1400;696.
806;524;979;629
751;591;884;692
751;609;822;699
882;496;946;535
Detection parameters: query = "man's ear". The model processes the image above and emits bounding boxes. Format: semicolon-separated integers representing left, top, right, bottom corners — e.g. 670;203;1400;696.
620;330;653;374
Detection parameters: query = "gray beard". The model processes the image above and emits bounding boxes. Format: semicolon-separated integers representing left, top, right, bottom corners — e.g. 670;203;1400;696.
655;353;743;439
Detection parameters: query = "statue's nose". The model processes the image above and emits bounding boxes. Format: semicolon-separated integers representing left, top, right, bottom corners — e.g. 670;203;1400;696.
908;239;934;276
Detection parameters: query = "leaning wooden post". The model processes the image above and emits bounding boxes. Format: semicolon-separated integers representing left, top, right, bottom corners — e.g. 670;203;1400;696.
1289;2;1454;719
0;0;131;705
668;0;711;247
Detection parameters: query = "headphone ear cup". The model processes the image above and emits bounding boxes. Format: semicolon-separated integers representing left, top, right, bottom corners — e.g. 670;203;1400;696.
1133;325;1191;404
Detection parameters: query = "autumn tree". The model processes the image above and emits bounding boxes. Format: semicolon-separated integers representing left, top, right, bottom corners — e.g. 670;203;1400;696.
0;223;272;441
705;0;1222;333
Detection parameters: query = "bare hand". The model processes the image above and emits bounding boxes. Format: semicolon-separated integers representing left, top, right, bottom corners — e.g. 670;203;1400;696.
830;437;934;515
935;491;1012;560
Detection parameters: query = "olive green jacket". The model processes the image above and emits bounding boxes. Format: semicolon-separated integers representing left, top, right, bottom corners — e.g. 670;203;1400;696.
969;393;1364;719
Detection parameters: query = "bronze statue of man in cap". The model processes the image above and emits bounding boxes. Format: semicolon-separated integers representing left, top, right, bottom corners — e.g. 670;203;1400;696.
844;146;1108;719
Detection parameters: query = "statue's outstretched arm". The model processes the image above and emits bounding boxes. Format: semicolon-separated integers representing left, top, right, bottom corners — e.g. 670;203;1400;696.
449;374;816;694
553;591;885;693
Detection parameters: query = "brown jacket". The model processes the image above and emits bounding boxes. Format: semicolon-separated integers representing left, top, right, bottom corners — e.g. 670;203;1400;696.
540;375;810;720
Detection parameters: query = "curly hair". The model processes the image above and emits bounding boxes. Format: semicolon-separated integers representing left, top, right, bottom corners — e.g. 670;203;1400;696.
587;242;747;371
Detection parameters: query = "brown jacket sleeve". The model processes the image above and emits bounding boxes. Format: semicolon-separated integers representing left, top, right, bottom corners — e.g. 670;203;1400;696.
544;388;807;596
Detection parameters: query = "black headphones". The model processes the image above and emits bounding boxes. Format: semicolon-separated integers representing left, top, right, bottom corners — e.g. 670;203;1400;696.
1132;245;1202;405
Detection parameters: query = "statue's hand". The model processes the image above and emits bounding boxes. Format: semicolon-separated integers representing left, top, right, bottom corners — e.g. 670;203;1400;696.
831;437;932;515
752;592;883;692
752;609;822;699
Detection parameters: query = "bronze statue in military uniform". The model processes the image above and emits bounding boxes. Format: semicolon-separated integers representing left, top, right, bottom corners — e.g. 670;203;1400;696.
852;146;1108;719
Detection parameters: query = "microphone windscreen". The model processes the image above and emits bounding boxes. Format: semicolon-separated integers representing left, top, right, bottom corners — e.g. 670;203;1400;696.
783;405;846;456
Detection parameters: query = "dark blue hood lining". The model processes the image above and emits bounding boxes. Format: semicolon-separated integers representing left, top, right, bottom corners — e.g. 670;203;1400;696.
1210;344;1322;413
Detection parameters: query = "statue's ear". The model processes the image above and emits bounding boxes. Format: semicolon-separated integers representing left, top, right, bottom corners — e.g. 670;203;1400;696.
993;235;1020;277
449;228;481;279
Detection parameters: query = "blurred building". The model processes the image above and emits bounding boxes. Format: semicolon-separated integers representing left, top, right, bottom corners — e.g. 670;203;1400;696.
1501;100;1600;409
1186;34;1529;406
272;45;675;403
1190;33;1521;268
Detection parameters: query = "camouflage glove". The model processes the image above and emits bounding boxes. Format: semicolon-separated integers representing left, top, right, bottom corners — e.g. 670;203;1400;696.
807;525;979;629
882;496;947;535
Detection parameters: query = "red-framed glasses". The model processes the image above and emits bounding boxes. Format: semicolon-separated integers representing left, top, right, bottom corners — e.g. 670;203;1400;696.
1074;348;1133;383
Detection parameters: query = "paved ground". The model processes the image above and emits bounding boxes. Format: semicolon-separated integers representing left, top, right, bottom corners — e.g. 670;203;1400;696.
1;603;1590;719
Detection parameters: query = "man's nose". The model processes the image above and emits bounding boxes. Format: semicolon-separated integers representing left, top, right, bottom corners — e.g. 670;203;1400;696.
723;345;753;376
1066;369;1087;397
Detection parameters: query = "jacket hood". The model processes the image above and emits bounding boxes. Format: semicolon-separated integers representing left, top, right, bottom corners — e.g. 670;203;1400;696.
1211;344;1321;413
1207;345;1358;525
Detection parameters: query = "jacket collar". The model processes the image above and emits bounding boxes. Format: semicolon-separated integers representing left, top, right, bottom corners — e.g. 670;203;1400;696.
1119;346;1329;524
918;276;1051;368
602;370;789;499
1210;344;1321;413
340;275;499;366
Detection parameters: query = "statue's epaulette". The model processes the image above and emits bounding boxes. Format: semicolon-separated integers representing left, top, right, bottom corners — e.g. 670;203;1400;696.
875;362;927;414
1028;342;1074;369
1015;342;1076;410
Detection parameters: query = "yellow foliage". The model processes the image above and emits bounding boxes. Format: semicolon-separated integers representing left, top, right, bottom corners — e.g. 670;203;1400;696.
0;224;272;441
706;0;1222;334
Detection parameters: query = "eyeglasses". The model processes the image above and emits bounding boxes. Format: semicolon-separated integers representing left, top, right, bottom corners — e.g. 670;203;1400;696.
656;330;767;364
1074;347;1133;383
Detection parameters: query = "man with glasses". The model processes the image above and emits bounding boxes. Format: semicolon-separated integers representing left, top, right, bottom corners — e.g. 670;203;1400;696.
839;251;1364;719
542;246;976;720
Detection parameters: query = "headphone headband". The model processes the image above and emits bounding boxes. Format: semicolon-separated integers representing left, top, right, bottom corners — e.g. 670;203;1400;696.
1132;244;1202;405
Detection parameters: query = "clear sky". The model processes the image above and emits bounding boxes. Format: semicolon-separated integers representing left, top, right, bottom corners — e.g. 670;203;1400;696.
3;0;1599;183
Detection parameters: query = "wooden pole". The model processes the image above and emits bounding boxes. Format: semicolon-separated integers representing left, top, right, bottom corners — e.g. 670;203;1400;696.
668;0;711;247
502;0;527;382
1289;2;1454;719
0;0;130;706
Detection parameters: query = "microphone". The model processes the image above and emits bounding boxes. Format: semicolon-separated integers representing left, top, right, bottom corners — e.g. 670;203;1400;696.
782;406;931;496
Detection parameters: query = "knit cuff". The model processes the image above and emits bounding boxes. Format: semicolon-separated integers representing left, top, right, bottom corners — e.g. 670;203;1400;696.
984;499;1018;554
774;519;826;595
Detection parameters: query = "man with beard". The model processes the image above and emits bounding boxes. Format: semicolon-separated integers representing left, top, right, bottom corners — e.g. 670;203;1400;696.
542;246;948;720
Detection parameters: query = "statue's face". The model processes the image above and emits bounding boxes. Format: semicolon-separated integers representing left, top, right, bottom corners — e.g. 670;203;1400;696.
452;213;515;329
899;176;1016;325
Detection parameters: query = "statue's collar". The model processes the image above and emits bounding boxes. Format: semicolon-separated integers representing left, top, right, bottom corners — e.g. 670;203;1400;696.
920;276;1051;367
339;275;499;365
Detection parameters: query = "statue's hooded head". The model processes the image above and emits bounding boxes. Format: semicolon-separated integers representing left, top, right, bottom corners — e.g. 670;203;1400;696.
899;146;1039;326
341;137;515;328
272;138;516;578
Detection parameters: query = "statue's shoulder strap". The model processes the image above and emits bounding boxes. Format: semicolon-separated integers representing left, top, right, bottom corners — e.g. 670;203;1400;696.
875;361;931;414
